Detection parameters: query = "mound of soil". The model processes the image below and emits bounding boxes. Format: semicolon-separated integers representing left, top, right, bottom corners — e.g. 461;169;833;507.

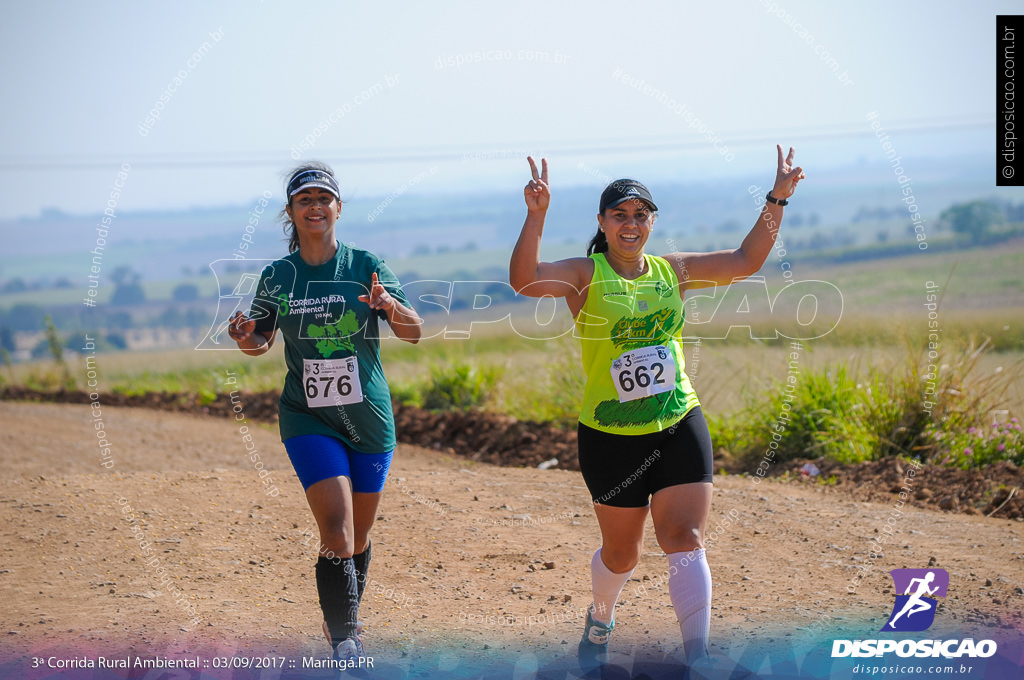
392;406;578;469
0;386;577;469
771;457;1024;521
0;385;282;422
3;386;1021;519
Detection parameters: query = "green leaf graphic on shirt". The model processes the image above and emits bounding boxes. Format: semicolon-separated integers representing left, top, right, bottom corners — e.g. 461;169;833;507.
306;309;359;357
592;397;665;428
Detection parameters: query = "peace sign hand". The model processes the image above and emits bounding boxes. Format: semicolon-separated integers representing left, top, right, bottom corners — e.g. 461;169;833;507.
358;272;395;312
524;156;550;213
772;145;806;200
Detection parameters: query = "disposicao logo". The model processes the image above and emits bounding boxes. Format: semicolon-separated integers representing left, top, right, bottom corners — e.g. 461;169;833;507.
831;567;997;659
882;568;948;632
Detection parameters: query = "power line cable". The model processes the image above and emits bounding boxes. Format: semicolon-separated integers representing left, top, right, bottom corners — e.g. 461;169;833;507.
0;116;993;171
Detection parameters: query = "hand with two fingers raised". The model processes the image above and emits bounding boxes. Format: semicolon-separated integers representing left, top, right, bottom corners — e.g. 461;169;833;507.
772;144;806;200
524;156;550;213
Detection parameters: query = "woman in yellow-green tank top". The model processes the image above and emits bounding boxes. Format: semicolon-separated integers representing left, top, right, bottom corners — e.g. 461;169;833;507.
509;150;806;670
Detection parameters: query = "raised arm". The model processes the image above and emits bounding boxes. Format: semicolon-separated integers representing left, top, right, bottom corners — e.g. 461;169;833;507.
509;156;590;297
671;145;806;290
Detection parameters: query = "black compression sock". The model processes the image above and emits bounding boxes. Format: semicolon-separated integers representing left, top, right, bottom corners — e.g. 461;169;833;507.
352;541;372;604
315;556;359;647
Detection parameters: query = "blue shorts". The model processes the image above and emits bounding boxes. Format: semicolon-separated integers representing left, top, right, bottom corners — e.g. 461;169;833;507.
283;434;393;492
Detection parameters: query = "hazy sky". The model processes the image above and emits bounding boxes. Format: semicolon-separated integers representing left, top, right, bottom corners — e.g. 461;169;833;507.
0;0;1006;220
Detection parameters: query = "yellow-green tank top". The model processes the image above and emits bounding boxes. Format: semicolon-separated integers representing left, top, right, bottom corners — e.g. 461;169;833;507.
574;253;700;434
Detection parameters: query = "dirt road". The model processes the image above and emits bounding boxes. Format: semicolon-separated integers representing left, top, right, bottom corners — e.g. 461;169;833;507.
1;402;1021;678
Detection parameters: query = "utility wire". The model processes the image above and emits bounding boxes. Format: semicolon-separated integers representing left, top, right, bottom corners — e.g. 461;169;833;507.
0;116;993;171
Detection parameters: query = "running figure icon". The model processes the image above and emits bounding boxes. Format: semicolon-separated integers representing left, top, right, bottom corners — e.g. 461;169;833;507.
886;572;938;627
881;568;949;632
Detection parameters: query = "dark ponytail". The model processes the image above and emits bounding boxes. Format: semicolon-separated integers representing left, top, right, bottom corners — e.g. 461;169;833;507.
586;228;608;256
279;160;341;253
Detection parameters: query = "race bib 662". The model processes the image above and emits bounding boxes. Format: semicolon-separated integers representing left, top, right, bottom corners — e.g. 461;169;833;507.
610;345;676;403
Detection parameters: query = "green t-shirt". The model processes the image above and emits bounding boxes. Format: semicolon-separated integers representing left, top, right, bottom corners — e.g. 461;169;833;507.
251;241;410;453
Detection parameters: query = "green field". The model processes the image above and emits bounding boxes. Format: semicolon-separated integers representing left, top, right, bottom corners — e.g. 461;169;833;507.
6;239;1023;470
6;236;1023;313
8;314;1023;465
19;326;1017;414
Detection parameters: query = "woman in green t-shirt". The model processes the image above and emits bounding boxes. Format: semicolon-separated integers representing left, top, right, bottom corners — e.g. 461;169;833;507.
509;148;804;668
227;162;422;663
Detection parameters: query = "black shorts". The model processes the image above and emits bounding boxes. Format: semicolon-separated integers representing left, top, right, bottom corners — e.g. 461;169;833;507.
577;406;713;508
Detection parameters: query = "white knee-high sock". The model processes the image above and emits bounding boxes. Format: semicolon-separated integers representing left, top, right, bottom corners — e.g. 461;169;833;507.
590;549;634;625
667;548;712;662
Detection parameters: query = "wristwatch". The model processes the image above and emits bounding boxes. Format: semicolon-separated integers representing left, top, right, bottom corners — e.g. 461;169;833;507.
765;192;788;207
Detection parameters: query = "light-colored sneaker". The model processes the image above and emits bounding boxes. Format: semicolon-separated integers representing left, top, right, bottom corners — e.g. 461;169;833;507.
332;636;366;678
334;636;364;661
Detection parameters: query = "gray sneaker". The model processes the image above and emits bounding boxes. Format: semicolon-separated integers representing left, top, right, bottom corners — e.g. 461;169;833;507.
577;605;614;670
